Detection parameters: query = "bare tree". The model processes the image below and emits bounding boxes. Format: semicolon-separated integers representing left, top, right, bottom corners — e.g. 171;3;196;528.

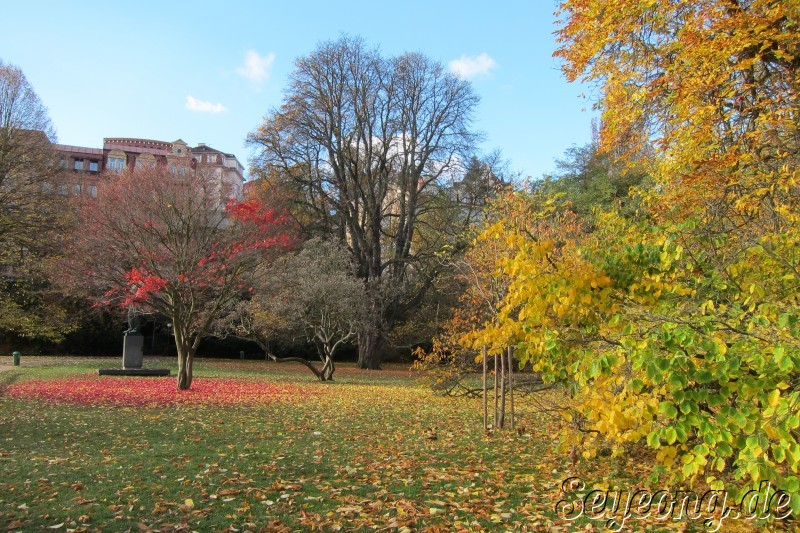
217;238;365;381
0;59;71;342
248;36;480;369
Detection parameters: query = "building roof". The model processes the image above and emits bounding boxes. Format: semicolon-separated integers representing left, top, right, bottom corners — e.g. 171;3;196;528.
53;144;104;155
107;145;171;156
104;138;173;152
192;144;225;154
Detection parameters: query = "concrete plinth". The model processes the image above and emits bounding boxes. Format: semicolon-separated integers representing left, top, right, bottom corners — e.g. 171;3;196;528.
98;368;170;376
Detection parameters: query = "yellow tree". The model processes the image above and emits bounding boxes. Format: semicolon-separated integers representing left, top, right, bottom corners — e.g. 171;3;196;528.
556;0;799;215
531;0;800;502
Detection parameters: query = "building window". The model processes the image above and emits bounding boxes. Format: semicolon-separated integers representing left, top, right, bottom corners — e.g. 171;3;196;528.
57;184;68;196
88;185;97;198
207;154;217;163
74;160;84;170
73;184;82;196
136;152;157;170
107;156;125;170
89;161;99;172
41;182;53;194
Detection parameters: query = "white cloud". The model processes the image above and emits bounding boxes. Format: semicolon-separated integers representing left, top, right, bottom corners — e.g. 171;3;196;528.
448;53;496;79
236;50;276;84
185;96;227;114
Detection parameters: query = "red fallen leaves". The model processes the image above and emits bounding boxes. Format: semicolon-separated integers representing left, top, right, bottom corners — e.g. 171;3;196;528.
7;375;313;407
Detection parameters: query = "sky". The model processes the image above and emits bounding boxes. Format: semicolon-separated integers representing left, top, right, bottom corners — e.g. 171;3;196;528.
0;1;597;181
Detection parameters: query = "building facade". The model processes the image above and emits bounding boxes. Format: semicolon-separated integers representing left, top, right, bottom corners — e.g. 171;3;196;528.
50;137;245;201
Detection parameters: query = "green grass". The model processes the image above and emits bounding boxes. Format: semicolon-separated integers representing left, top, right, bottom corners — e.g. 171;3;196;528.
0;357;770;531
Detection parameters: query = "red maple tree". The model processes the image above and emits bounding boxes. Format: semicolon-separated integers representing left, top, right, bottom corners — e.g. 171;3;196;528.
66;165;295;389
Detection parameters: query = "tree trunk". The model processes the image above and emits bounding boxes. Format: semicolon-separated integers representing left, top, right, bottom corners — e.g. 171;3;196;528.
357;281;383;370
318;343;336;381
508;346;515;430
493;352;499;428
321;356;335;381
269;355;327;381
177;348;194;390
357;329;382;370
482;346;488;430
498;347;506;429
174;323;194;390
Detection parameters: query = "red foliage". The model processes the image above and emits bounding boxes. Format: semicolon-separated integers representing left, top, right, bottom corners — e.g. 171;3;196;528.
225;199;272;223
7;375;315;407
66;169;298;315
226;199;298;251
122;268;168;307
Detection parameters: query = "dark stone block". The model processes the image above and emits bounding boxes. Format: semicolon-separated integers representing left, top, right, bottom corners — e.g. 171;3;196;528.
98;368;171;376
123;333;144;369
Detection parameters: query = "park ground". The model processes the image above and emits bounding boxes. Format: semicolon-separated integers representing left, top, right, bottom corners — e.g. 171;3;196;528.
0;357;788;532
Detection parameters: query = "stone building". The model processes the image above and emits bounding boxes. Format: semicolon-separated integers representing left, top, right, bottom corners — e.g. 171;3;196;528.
51;137;245;201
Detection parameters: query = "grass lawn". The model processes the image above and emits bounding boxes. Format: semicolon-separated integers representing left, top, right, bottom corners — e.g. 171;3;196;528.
0;357;782;531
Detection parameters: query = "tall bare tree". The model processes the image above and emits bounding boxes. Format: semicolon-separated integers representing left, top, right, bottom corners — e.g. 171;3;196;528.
248;36;480;369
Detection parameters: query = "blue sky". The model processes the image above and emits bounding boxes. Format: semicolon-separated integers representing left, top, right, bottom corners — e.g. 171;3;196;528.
1;1;596;181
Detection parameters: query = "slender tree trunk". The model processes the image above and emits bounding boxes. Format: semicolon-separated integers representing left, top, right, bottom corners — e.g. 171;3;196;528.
508;346;515;430
498;346;506;429
183;352;194;390
482;346;488;430
493;352;499;428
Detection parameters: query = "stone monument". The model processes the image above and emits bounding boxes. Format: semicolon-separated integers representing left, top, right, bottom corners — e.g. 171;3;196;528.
99;309;169;377
122;311;143;369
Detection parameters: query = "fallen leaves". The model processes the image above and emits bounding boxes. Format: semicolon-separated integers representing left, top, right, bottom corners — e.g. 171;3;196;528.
0;360;774;531
5;375;315;407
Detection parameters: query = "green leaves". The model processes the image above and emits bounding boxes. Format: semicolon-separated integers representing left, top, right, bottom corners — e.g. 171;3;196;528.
659;401;677;418
459;177;800;496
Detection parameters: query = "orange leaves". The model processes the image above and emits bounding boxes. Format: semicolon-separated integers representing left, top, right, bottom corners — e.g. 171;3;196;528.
557;0;800;222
